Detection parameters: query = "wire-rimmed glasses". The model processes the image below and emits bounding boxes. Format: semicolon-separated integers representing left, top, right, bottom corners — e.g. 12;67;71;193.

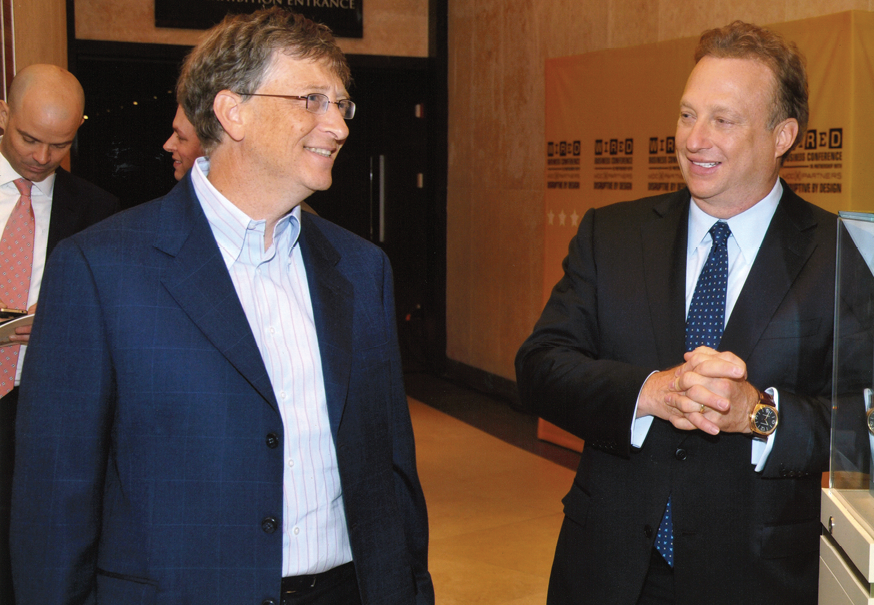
238;92;356;119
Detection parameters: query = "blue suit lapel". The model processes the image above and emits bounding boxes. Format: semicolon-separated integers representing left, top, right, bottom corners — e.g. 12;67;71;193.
153;179;278;411
299;213;353;439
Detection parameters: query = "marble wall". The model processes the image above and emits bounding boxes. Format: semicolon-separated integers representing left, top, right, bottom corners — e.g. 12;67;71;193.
73;0;429;57
446;0;874;381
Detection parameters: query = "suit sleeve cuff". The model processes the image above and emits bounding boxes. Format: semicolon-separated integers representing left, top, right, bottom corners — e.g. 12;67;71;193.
630;371;658;448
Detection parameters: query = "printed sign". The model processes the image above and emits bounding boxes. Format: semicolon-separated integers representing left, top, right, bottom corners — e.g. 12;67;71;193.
155;0;363;38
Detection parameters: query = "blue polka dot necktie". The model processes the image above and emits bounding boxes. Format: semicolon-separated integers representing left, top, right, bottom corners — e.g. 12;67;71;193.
685;221;731;352
655;220;731;568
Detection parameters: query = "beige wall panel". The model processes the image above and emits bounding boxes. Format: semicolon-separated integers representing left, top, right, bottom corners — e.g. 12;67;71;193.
445;184;473;363
13;0;67;69
447;0;874;380
608;0;660;48
74;0;428;57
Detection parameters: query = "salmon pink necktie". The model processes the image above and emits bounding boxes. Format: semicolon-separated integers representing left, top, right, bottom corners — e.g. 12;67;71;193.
0;178;35;396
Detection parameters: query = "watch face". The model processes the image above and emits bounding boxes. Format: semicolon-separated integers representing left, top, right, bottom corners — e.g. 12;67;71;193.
754;406;778;434
867;409;874;435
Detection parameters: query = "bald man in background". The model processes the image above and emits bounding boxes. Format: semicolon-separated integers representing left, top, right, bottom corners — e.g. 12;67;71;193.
0;63;118;604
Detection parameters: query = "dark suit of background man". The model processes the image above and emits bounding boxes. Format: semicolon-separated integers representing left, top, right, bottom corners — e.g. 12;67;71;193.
0;63;118;605
11;8;433;605
517;21;834;605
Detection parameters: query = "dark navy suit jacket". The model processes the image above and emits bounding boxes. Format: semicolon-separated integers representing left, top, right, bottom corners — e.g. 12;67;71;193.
516;183;841;605
0;167;118;605
10;176;433;605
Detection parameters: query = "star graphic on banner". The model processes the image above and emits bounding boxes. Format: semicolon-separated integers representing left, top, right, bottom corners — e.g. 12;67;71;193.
559;210;567;226
547;210;555;225
570;210;580;226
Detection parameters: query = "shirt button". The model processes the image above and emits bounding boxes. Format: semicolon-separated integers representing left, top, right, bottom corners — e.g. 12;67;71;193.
293;527;300;535
287;459;294;468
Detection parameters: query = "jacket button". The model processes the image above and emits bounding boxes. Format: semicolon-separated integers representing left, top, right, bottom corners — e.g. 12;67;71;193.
266;433;280;449
675;448;687;461
644;525;653;538
262;600;276;605
261;517;278;534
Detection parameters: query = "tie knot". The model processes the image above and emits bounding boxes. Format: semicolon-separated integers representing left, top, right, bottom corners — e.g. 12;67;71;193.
13;178;32;198
709;221;731;247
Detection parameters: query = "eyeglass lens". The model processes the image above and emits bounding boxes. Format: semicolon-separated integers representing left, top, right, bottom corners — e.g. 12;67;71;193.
305;93;356;119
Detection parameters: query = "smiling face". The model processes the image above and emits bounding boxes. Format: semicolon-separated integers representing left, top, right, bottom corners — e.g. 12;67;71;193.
163;105;204;181
675;56;798;218
241;53;350;203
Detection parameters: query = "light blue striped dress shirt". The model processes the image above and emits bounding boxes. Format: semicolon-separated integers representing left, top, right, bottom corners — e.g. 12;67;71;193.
191;157;353;576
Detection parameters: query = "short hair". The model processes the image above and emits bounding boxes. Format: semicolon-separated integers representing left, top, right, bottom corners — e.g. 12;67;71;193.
695;20;808;155
177;7;350;152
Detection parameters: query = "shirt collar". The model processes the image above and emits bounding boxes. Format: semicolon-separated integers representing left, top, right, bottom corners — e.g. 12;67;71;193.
688;179;782;260
0;139;57;198
191;157;300;266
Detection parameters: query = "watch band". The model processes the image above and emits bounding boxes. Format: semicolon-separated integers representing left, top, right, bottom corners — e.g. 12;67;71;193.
757;389;776;410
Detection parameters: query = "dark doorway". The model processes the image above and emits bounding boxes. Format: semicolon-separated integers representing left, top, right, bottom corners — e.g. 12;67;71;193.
72;41;190;210
69;42;443;373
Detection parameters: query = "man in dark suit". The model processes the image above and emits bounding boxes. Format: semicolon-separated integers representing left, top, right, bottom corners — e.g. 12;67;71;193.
516;21;833;605
0;63;118;605
10;8;433;605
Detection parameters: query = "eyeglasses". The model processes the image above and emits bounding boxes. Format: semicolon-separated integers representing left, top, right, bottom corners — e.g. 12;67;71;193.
239;92;356;119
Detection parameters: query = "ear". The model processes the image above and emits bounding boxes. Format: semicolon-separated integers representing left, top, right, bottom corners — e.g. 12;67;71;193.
0;100;10;133
213;90;246;142
773;118;799;158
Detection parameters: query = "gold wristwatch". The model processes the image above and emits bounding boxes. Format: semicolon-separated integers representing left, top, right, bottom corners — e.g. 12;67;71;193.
750;389;778;436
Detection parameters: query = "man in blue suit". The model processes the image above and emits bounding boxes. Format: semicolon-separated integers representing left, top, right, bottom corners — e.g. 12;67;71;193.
10;8;433;605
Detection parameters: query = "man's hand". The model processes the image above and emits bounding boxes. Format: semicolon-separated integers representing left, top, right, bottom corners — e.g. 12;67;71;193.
7;303;36;345
638;347;759;435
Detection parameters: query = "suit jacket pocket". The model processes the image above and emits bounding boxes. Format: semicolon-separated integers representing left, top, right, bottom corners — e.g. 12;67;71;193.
561;482;592;527
759;318;822;340
96;569;158;604
760;518;821;559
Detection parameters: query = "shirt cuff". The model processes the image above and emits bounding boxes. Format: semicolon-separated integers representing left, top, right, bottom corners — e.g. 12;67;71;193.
751;387;779;472
630;371;659;448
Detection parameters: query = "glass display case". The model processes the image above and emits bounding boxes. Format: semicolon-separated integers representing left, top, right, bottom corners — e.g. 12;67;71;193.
821;211;874;604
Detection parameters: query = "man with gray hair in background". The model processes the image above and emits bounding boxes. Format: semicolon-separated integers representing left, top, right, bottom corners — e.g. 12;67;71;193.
10;9;433;605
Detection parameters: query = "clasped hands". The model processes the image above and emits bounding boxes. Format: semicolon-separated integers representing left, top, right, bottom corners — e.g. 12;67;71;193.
638;346;758;436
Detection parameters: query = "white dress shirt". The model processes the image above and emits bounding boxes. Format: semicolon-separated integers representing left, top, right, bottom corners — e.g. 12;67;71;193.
191;157;353;575
631;179;783;471
0;151;55;385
